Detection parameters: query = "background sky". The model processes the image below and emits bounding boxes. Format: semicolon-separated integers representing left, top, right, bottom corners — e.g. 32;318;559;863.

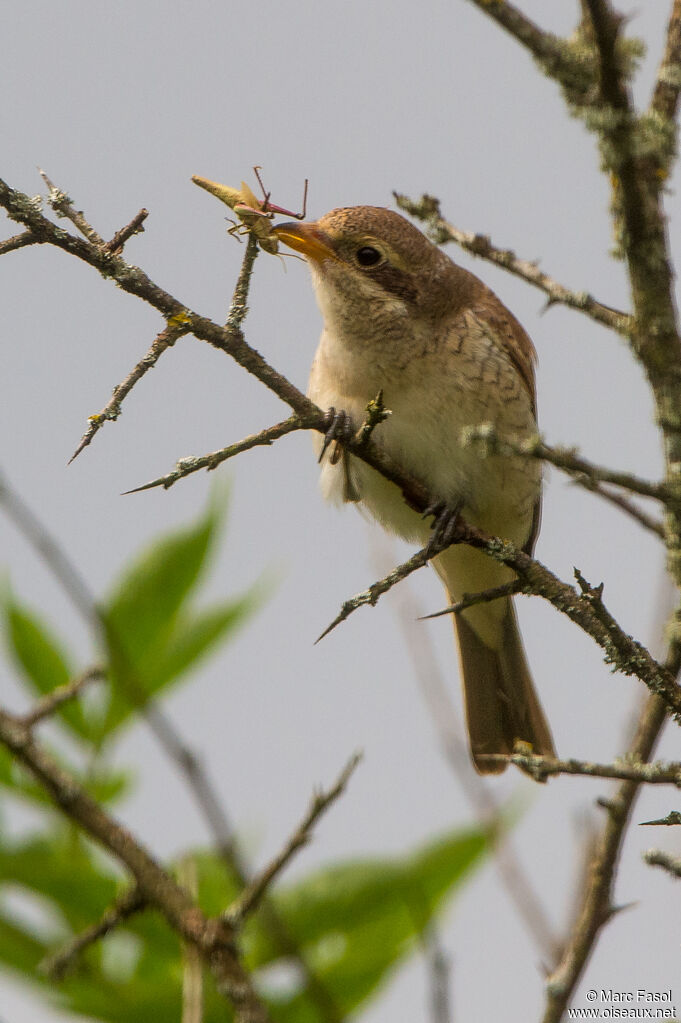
1;2;680;1020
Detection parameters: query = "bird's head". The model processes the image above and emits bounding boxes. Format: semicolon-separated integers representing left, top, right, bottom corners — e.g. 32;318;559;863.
274;206;473;340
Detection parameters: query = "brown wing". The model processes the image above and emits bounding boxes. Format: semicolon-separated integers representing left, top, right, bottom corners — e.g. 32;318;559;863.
470;296;537;415
469;295;541;555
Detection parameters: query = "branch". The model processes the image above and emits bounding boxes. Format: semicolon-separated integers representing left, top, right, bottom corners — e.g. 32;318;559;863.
543;690;671;1022
3;176;679;723
651;0;681;121
0;471;239;869
395;193;631;335
315;543;438;643
178;857;203;1023
39;168;106;246
21;665;105;726
124;416;303;494
0;707;271;1022
643;848;681;879
1;472;345;1022
418;581;523;621
104;208;148;254
320;508;681;721
0;230;38;255
69;320;191;463
462;426;666;536
479;750;681;786
462;1;586;93
639;810;681;826
125;393;389;495
226;753;362;923
577;483;664;539
41;886;145;979
508;436;667;502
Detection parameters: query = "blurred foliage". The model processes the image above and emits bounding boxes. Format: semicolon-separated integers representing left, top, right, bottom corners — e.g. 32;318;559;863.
0;494;491;1021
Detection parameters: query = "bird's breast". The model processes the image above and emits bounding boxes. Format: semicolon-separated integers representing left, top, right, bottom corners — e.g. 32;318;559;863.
308;311;540;548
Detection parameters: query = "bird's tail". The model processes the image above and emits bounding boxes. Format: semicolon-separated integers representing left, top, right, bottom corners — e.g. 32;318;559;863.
453;596;556;774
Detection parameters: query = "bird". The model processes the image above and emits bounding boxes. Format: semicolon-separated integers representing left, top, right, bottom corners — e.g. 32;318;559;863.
274;206;555;774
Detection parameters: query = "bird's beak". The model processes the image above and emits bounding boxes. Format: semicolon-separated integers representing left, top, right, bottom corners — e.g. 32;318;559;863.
273;222;337;263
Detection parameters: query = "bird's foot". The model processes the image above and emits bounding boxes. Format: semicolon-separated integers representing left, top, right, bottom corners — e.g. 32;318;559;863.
422;499;464;555
319;407;354;465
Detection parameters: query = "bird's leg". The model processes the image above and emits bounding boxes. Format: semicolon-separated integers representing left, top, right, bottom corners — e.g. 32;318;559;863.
422;498;464;555
320;407;354;464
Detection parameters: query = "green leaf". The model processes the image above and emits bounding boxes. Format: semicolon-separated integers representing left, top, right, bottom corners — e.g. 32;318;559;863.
103;500;219;665
152;594;261;691
99;497;237;735
3;598;96;742
254;826;489;1017
0;831;119;932
187;826;489;1020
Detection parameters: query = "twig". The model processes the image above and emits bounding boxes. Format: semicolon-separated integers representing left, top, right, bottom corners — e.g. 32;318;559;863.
126;393;389;496
39;168;106;247
0;230;37;255
0;707;271;1022
320;507;681;720
178;857;204;1023
650;0;681;121
543;690;671;1022
423;926;452;1023
462;1;583;90
225;232;259;331
509;436;666;502
124;416;303;494
41;886;145;979
0;469;98;625
105;208;148;254
3;178;680;728
0;471;238;867
226;753;362;923
577;482;664;538
479;750;681;786
418;581;522;621
316;543;440;643
463;425;667;535
643;848;681;879
352;390;391;448
21;665;106;726
394;193;630;336
69;321;191;463
70;234;258;463
1;472;344;1022
639;810;681;826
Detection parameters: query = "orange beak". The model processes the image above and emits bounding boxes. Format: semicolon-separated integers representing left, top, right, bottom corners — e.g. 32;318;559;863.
273;221;337;263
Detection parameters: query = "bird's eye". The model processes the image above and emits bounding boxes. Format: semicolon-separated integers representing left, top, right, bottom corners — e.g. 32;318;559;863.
355;245;383;268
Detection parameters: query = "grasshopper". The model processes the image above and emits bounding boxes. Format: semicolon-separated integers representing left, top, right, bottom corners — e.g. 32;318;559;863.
192;167;307;255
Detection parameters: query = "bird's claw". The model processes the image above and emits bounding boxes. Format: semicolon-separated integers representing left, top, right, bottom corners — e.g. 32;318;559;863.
422;499;464;554
320;407;353;464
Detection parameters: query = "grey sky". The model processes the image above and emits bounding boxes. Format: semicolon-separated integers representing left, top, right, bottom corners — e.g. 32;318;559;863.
2;2;679;1020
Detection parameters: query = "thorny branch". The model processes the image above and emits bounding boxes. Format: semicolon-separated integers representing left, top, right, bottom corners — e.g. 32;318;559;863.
644;847;681;878
479;750;681;786
0;707;272;1023
20;665;106;726
41;886;145;979
2;8;681;1008
0;472;345;1022
226;753;362;923
454;3;681;1020
395;193;631;335
69;321;191;463
1;175;679;719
